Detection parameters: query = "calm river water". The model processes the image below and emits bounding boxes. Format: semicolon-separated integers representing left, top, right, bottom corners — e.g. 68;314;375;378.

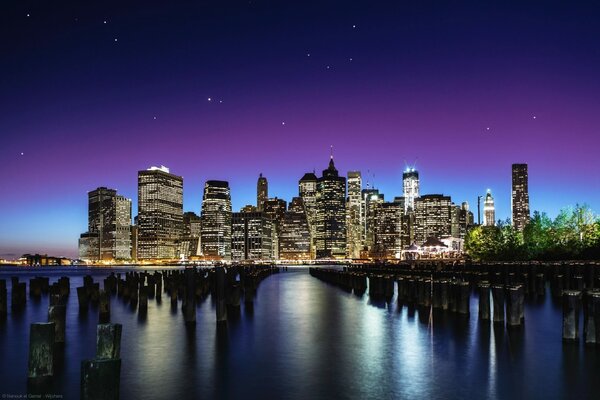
0;266;598;399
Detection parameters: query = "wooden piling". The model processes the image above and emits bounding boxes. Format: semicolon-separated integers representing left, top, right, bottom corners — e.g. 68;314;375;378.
478;283;490;320
99;290;110;323
28;323;55;380
81;359;121;400
562;290;581;341
0;279;7;317
506;286;522;327
48;304;66;344
96;323;122;360
491;285;505;323
216;267;227;323
457;282;470;314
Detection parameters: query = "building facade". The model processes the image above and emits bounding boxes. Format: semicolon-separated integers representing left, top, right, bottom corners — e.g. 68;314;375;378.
403;168;420;212
346;171;362;259
299;172;318;258
179;211;201;258
232;211;273;261
79;187;132;261
257;173;268;211
279;197;311;260
483;190;496;226
137;166;183;260
315;157;347;259
372;202;403;259
414;194;452;244
200;180;232;260
512;163;530;231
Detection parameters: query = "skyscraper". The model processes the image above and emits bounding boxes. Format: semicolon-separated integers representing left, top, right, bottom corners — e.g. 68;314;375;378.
200;180;232;260
279;197;311;260
315;156;347;259
372;201;403;259
78;187;132;261
137;166;183;260
414;194;452;244
362;188;384;253
403;168;420;212
346;171;362;259
232;211;272;261
263;197;287;260
299;171;318;258
179;211;202;258
483;190;496;226
512;164;530;231
257;173;268;211
458;202;474;239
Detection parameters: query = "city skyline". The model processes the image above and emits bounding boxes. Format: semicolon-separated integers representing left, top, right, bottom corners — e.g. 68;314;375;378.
1;157;597;259
2;0;600;257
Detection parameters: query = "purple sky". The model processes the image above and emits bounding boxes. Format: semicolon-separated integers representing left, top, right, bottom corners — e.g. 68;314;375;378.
1;0;599;258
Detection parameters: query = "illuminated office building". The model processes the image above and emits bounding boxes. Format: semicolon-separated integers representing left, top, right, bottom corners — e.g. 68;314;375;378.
200;180;232;260
257;173;268;211
346;171;362;259
232;211;273;261
483;190;496;226
137;166;183;260
403;168;420;212
299;171;318;258
279;197;311;260
79;187;132;261
512;164;530;231
414;194;452;244
315;156;346;259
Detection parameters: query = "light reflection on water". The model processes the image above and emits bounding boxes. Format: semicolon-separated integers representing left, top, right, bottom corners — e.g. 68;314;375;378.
0;267;599;399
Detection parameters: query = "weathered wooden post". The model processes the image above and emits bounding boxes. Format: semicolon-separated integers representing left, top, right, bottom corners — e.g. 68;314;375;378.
583;291;599;345
184;268;196;324
478;283;490;320
138;286;148;314
423;279;432;308
48;304;66;344
506;286;522;327
81;359;121;400
535;273;545;296
96;323;122;360
28;322;55;381
0;279;7;317
99;290;110;323
440;280;449;310
457;282;470;314
562;290;581;341
77;286;89;311
12;281;27;309
216;267;227;323
432;280;442;309
491;285;505;324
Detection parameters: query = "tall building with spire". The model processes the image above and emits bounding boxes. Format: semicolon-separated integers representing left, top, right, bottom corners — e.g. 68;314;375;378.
315;155;347;259
200;180;232;260
346;171;362;259
512;163;530;231
483;190;496;226
257;173;268;211
403;168;420;213
137;166;183;260
299;171;318;258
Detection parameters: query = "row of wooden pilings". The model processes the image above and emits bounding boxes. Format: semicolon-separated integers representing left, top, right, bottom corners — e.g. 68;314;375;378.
309;264;600;345
6;265;280;399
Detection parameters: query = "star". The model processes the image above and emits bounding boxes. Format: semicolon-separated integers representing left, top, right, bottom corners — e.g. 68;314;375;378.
26;14;30;17
281;121;286;126
349;58;353;61
486;127;490;131
20;152;24;156
219;100;223;104
352;24;356;28
307;53;311;57
153;116;157;120
114;38;118;42
104;20;107;24
533;116;537;119
207;97;212;102
326;65;331;69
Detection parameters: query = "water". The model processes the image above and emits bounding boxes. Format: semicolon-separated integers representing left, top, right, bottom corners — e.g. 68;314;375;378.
0;266;598;399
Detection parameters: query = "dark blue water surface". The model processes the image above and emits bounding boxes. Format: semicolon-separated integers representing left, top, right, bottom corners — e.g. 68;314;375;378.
0;266;598;400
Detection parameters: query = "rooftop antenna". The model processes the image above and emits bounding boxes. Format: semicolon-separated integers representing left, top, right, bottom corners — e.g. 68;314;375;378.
330;145;333;159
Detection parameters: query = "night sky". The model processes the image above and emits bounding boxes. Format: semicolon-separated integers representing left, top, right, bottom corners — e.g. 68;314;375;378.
1;0;599;258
